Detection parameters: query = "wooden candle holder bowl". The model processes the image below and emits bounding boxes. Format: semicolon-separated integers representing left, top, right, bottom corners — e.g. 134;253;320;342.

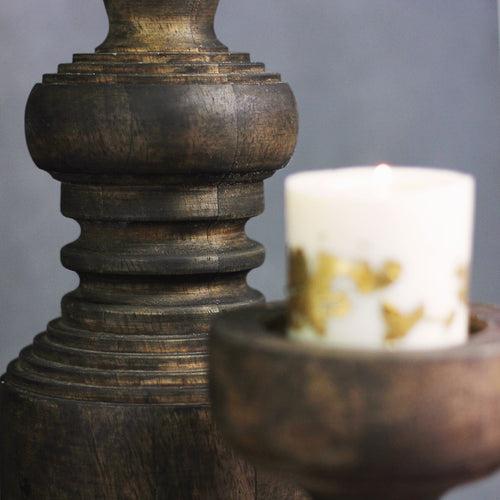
210;303;500;500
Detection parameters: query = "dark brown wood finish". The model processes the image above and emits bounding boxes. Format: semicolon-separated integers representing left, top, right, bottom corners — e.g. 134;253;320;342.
0;1;302;498
211;303;500;500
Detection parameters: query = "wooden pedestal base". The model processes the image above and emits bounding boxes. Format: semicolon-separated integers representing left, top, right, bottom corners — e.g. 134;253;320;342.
0;383;305;499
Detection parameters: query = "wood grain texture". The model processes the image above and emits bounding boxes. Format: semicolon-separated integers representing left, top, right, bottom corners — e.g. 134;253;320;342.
0;0;302;497
211;303;500;499
1;386;254;499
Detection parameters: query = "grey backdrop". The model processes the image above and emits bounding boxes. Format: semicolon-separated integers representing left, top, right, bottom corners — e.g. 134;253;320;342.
1;1;499;498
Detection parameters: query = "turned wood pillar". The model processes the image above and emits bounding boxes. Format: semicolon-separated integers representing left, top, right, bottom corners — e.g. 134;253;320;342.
0;1;300;498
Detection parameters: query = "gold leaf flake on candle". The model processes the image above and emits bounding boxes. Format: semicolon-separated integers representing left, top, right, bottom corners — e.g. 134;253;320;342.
382;303;424;344
288;248;402;336
288;249;351;335
351;260;401;293
444;311;456;328
456;265;470;304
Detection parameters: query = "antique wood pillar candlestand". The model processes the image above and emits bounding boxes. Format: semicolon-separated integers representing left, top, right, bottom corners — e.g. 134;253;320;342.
211;304;500;500
0;1;301;498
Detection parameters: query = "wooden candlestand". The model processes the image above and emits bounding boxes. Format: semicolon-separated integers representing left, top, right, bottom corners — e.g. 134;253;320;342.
211;303;500;500
0;1;301;498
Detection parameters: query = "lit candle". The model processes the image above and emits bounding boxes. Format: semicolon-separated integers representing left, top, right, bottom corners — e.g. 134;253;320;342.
286;166;475;350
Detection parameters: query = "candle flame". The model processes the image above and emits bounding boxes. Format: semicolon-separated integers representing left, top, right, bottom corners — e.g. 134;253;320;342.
372;164;393;191
374;163;392;177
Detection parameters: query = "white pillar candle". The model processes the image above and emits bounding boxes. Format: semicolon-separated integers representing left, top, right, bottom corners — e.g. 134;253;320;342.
285;166;475;350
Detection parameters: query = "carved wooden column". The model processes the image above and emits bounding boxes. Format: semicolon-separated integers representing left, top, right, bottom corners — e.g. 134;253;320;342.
0;1;299;498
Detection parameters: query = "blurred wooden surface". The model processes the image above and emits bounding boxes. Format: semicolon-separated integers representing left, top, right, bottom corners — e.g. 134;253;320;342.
211;303;500;500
